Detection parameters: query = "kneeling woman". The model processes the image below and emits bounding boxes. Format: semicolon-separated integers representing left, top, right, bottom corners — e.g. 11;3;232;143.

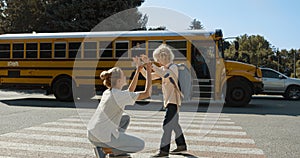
87;61;152;157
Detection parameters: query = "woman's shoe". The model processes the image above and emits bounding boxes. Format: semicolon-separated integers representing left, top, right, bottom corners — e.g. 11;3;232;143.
109;153;131;158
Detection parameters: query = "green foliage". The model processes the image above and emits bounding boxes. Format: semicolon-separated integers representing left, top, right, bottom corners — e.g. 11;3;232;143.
189;18;204;30
0;0;45;33
148;26;166;30
224;34;273;66
297;60;300;68
224;35;300;75
0;0;146;33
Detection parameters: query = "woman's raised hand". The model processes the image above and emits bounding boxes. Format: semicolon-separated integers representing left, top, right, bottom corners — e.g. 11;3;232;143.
132;56;142;67
140;54;150;64
132;56;144;72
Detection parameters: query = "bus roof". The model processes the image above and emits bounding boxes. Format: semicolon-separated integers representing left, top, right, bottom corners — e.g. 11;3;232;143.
0;30;216;40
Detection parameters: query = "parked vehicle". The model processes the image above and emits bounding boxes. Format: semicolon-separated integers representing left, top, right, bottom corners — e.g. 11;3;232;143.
260;67;300;100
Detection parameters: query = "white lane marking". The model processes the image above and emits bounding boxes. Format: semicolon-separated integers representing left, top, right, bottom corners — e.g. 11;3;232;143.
59;118;235;125
144;142;264;155
2;133;89;144
25;126;246;136
25;127;87;134
43;122;86;127
129;132;255;144
43;121;241;130
73;116;232;121
0;141;93;156
129;121;241;129
129;123;242;130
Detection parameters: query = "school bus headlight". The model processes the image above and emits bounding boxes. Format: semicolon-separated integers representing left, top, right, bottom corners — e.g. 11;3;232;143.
254;77;262;82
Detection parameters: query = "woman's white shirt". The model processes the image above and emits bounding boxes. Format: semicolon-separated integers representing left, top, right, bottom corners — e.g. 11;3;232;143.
87;88;139;142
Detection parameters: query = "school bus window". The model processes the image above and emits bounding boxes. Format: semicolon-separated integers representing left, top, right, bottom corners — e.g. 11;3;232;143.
166;40;187;58
192;41;216;58
40;43;52;58
26;43;38;58
115;41;129;58
84;42;97;58
0;44;10;59
54;43;66;58
99;41;113;58
131;40;146;57
148;40;163;58
69;42;81;58
13;43;24;58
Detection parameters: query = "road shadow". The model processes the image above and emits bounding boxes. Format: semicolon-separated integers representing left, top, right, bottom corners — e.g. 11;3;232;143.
1;96;299;116
170;152;199;158
1;98;100;109
195;96;300;116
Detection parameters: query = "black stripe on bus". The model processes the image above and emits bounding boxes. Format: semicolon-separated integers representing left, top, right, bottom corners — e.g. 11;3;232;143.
0;67;135;71
75;76;101;79
0;83;50;89
0;75;53;79
0;58;132;61
0;75;132;81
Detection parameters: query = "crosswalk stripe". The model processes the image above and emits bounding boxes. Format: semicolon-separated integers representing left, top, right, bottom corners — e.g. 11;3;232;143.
2;133;89;144
25;126;247;136
129;121;241;129
59;118;236;125
0;110;265;157
145;142;264;155
0;141;93;156
73;115;232;121
183;144;265;155
43;122;86;127
128;132;255;144
42;121;242;130
129;123;242;130
130;153;209;158
78;112;230;118
26;127;87;134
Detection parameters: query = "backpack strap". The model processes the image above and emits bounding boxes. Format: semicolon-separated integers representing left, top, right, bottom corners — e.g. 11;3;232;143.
166;63;184;98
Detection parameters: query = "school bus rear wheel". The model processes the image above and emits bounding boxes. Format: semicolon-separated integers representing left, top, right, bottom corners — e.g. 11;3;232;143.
53;78;74;102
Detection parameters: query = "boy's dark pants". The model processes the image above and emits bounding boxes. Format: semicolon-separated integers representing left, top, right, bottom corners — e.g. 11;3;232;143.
159;104;187;152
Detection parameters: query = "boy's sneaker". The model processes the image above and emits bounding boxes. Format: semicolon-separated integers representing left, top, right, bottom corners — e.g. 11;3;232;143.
151;151;169;157
170;146;187;154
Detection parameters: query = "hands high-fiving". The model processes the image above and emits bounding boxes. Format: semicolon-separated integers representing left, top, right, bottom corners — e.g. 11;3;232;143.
140;54;150;64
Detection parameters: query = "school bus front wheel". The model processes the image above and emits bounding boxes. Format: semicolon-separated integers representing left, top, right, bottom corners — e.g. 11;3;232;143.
225;78;252;106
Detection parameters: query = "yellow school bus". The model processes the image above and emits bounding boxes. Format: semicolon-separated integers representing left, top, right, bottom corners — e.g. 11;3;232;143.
0;30;263;106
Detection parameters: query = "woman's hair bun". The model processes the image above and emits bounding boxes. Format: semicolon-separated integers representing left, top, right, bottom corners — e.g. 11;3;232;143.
100;71;111;80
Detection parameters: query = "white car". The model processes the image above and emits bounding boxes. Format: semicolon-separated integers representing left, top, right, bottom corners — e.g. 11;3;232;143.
260;67;300;100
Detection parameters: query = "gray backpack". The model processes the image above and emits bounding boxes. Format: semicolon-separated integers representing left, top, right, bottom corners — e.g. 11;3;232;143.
167;63;192;101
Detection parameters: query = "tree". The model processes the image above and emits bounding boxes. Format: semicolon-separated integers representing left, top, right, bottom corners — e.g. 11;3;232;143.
189;18;204;30
224;34;273;66
0;0;147;33
92;7;148;31
0;0;45;33
148;26;166;31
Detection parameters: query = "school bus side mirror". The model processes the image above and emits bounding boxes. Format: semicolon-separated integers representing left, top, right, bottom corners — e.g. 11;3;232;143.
215;29;223;38
234;41;239;51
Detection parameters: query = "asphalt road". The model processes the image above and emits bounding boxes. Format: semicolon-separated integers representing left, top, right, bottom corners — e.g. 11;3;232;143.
0;91;299;158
